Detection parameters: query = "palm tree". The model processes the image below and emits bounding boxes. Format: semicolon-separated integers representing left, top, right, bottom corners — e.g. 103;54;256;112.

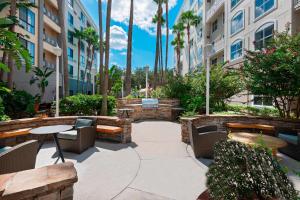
180;10;201;72
73;29;84;93
172;22;184;74
58;0;69;96
101;0;112;116
164;0;169;81
153;0;163;89
98;0;104;95
124;0;134;97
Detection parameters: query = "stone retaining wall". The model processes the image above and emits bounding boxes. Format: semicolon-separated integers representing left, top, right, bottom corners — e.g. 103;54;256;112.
0;162;77;200
0;116;132;144
180;115;300;143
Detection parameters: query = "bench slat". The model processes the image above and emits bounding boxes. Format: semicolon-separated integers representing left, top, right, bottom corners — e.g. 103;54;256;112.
0;128;32;139
225;123;275;131
96;125;123;134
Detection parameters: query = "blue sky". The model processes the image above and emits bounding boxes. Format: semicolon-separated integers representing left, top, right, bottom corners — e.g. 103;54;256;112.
81;0;183;71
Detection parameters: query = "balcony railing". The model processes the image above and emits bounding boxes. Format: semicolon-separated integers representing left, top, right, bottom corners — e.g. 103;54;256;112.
209;37;224;56
43;7;59;25
295;0;300;9
43;33;58;46
206;0;225;22
43;60;55;69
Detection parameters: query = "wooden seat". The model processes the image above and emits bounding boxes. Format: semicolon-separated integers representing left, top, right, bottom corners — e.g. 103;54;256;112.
0;128;32;139
96;125;123;135
225;123;275;131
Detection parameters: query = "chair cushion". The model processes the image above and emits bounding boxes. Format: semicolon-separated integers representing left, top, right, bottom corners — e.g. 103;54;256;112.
0;146;11;154
74;119;93;129
278;133;298;145
58;130;78;140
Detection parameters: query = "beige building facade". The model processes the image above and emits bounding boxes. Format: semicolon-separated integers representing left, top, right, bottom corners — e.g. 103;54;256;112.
0;0;98;102
175;0;300;106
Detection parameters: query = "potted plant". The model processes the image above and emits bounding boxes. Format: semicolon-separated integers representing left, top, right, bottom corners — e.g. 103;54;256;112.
198;140;298;200
30;67;54;113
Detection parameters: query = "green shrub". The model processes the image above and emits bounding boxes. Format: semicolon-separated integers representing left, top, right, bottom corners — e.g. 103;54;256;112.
59;94;116;116
151;87;167;98
225;104;280;117
0;85;35;119
0;97;10;121
207;140;298;200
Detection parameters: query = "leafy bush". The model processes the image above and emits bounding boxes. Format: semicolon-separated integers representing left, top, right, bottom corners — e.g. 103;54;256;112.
224;104;280;117
0;85;35;119
0;97;10;121
59;94;116;116
151;87;167;98
207;140;298;199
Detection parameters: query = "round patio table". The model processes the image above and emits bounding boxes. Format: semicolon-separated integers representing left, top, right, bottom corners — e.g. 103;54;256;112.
229;132;287;157
30;125;73;163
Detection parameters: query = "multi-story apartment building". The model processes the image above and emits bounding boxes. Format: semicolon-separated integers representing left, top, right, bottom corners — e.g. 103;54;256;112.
66;0;98;96
174;0;300;106
0;0;98;102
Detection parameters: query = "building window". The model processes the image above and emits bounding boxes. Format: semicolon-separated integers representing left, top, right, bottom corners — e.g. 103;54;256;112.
230;39;243;60
69;90;74;96
67;31;74;44
68;12;74;26
68;65;73;77
19;7;35;34
231;0;241;9
80;12;86;24
80;55;85;66
253;96;273;106
212;19;218;33
80;41;85;53
67;48;73;60
255;0;275;19
19;38;35;64
68;0;74;8
254;22;274;50
231;10;244;35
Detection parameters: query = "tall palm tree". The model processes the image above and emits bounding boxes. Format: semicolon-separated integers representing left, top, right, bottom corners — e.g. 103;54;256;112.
180;10;201;72
98;0;104;95
172;22;184;74
74;29;84;93
153;0;163;89
101;0;112;116
58;0;69;96
124;0;134;96
7;0;17;89
164;0;169;81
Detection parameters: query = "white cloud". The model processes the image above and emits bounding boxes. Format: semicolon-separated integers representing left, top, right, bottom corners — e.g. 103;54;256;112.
120;51;127;56
110;0;177;35
109;25;128;51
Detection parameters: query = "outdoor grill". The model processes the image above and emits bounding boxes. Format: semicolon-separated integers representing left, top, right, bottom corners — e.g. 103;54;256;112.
142;98;159;109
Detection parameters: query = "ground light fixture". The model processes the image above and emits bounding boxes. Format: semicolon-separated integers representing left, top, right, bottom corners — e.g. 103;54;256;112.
53;45;62;117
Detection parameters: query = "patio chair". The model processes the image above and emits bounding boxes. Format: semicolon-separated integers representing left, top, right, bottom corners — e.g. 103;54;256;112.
58;117;96;154
0;140;38;175
189;125;227;158
276;127;300;161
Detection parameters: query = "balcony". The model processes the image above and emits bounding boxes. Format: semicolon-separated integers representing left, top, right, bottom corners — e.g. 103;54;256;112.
295;0;300;10
46;0;58;9
43;7;61;33
43;60;56;69
43;33;58;46
206;0;225;23
209;37;224;56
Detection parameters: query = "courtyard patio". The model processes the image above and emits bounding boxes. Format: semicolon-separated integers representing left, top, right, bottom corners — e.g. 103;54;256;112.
34;121;300;200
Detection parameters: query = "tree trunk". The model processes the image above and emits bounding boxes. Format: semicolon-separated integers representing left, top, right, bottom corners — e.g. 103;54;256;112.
7;0;17;89
0;52;6;81
101;0;112;116
98;0;104;95
153;3;162;89
83;45;91;93
159;23;163;84
77;39;81;93
58;0;69;97
176;33;181;75
165;0;169;80
187;25;191;72
125;0;134;96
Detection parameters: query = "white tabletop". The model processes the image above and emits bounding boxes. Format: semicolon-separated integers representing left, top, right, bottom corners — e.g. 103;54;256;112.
30;125;73;135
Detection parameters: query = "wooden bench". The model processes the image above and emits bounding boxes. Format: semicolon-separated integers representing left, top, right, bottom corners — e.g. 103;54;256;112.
0;128;32;139
225;122;275;135
96;125;123;142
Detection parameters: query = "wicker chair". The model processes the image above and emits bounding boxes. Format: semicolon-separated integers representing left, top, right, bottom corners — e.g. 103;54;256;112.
0;140;38;175
58;117;96;154
189;125;227;158
275;127;300;161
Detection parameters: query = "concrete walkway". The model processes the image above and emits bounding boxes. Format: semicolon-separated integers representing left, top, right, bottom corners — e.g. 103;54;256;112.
36;120;300;199
36;121;208;200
